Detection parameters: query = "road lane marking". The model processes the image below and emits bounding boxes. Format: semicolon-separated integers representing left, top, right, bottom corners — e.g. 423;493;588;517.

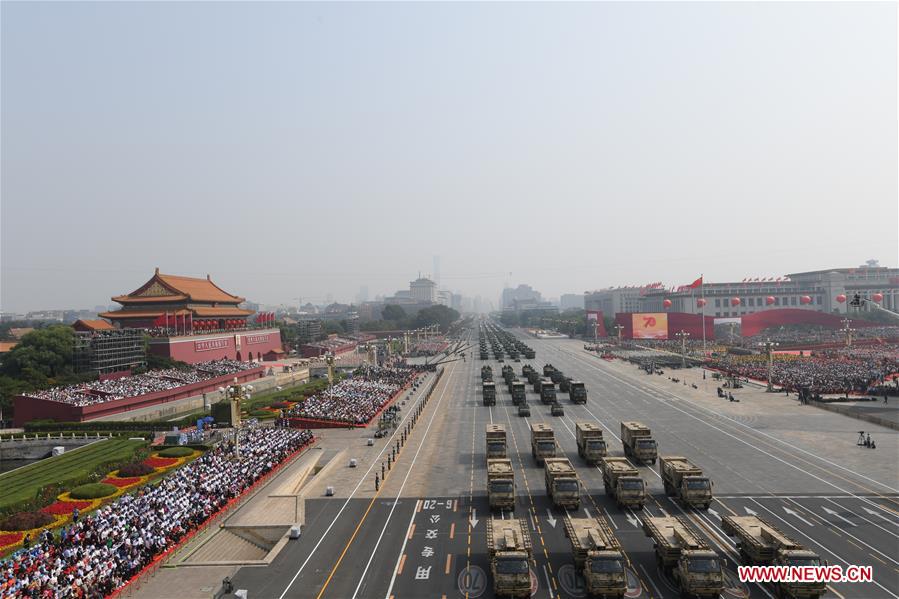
275;371;435;599
318;362;455;599
569;351;899;514
407;523;415;540
569;347;899;500
445;553;452;575
378;362;460;599
397;554;407;575
449;522;455;539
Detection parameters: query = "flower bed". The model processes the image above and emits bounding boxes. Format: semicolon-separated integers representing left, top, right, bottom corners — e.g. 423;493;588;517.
143;456;178;468
101;476;145;488
0;511;55;532
157;446;194;458
0;532;24;551
40;501;93;516
0;447;203;555
69;483;119;500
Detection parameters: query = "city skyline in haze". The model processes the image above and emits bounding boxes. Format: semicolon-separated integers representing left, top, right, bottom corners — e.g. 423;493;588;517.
2;2;897;312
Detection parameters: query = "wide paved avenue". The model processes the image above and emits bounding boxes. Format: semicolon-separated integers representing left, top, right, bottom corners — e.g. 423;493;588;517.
231;332;899;599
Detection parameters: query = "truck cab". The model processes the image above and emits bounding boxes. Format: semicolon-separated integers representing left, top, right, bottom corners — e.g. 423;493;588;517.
568;381;587;404
511;381;526;405
530;423;556;464
487;518;533;598
677;550;724;599
540;381;557;404
586;551;627;598
482;381;496;406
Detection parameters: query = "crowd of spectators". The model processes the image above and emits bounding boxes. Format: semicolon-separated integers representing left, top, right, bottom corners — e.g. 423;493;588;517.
285;365;418;424
26;360;258;407
0;427;313;598
708;352;898;395
408;340;449;357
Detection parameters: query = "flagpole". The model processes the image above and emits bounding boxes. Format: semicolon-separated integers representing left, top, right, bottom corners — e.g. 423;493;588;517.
700;274;706;355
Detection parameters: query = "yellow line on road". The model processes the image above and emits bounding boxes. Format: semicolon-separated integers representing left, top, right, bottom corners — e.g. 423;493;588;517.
397;554;407;575
449;522;455;539
445;553;453;574
407;524;415;540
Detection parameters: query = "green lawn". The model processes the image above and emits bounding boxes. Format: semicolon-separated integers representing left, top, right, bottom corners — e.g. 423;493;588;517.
0;438;146;510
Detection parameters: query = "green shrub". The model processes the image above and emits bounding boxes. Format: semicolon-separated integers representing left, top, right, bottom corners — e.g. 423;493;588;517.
157;446;194;458
250;409;277;420
69;483;118;499
0;511;55;531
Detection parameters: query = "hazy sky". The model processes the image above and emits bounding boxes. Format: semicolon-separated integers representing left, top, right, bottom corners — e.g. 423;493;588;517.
2;2;896;312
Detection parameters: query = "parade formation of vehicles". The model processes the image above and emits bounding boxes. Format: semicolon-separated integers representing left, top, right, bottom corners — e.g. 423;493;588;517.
476;322;743;599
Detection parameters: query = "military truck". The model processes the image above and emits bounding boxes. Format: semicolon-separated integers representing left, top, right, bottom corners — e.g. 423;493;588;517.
480;350;489;360
481;366;493;382
550;401;565;417
543;364;555;377
522;364;534;377
487;517;533;598
721;515;826;599
526;370;541;385
549;369;565;385
659;456;713;509
511;381;526;405
563;514;627;598
575;421;607;463
559;377;571;393
523;349;535;359
620;421;658;465
518;401;531;417
487;458;515;510
530;423;555;464
643;516;724;599
540;381;557;404
600;457;646;509
569;381;587;404
483;381;497;406
486;424;507;459
544;457;580;509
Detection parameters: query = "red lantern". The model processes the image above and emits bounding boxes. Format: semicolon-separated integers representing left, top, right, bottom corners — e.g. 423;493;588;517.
765;296;775;305
800;295;812;305
663;299;672;309
836;294;847;304
697;298;707;308
731;297;741;307
873;293;884;303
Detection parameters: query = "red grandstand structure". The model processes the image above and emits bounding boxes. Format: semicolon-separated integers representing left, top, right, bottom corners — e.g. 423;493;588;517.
13;365;264;426
99;268;283;363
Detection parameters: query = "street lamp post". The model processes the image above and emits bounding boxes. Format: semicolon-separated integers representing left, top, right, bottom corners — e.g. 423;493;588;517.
674;330;690;368
840;318;855;348
221;379;253;458
757;338;779;392
612;324;624;345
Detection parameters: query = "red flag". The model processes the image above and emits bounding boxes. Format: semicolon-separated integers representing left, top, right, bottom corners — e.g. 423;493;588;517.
687;276;703;289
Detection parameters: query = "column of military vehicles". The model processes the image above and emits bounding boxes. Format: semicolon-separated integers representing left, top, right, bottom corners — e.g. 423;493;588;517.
474;323;815;599
478;321;536;361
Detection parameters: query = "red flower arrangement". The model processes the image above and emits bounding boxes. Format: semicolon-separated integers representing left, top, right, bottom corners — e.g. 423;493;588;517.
101;477;143;488
40;501;93;515
0;532;24;548
143;457;178;468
